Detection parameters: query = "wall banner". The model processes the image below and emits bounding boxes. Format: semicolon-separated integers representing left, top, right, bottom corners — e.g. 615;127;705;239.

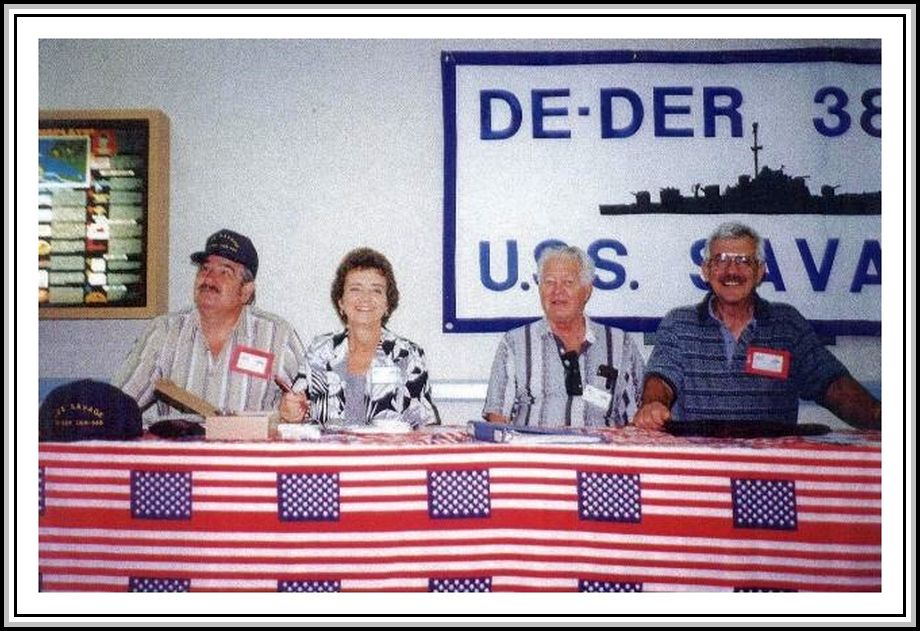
442;48;881;336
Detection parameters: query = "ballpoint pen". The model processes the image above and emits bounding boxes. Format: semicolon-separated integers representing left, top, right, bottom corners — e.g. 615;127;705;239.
274;373;306;393
275;374;313;425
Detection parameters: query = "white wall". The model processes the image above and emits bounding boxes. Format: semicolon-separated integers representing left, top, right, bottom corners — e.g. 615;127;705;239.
37;39;881;425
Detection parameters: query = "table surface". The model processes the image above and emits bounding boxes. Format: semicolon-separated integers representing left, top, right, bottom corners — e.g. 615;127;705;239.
38;426;882;593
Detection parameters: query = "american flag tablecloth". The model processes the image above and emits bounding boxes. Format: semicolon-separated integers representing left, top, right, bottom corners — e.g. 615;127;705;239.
38;428;881;592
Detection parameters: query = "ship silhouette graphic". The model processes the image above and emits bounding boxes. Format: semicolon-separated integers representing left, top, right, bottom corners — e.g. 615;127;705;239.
599;123;880;216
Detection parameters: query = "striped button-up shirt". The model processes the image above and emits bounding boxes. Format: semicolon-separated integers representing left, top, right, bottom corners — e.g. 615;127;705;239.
112;306;305;417
483;317;645;427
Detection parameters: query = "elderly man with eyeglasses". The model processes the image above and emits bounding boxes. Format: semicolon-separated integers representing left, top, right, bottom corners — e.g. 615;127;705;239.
633;221;881;431
482;245;646;428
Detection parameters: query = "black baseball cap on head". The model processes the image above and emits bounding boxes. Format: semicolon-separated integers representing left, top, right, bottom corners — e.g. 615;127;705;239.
39;380;143;442
190;229;259;278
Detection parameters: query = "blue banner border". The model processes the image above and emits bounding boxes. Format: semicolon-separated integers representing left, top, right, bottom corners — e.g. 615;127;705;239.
441;48;882;337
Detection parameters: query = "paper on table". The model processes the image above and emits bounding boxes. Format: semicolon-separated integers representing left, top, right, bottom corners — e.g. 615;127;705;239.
500;432;605;444
276;424;322;441
341;419;413;434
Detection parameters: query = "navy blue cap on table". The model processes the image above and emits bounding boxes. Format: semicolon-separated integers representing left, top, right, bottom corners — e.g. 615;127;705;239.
190;229;259;278
39;380;143;442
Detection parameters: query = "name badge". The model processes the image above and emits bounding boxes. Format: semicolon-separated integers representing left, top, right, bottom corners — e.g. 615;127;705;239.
582;384;613;410
745;346;790;379
371;366;401;385
229;345;274;379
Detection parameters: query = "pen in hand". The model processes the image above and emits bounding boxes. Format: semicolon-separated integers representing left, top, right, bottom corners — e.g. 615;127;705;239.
276;375;309;422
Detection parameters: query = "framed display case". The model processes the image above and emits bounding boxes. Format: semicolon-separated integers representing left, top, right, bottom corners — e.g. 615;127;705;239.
38;109;170;319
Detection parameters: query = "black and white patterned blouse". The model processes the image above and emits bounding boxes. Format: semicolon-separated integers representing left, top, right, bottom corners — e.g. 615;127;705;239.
303;328;439;428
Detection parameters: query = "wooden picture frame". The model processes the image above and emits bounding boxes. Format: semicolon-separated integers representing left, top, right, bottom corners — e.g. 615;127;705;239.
39;109;170;319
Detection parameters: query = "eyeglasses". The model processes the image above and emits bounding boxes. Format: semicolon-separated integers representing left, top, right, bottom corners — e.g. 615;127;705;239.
708;253;758;269
561;351;583;396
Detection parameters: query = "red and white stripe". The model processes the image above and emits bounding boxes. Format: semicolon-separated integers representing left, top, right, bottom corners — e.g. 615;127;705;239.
39;437;881;592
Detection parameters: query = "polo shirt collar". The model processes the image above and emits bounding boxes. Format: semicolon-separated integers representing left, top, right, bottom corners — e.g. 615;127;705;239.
696;292;771;324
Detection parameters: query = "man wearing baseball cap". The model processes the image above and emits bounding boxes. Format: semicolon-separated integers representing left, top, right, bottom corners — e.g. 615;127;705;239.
113;229;307;418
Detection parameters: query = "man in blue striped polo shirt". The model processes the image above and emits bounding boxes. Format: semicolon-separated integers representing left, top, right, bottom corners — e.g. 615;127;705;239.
634;222;881;431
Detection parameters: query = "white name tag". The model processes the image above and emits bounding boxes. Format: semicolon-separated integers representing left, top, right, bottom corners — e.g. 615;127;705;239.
745;346;791;380
582;384;613;410
371;366;401;385
230;345;274;379
237;352;268;373
751;352;782;372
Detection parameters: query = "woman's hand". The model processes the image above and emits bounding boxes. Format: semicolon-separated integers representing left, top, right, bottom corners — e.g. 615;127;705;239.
279;391;309;423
